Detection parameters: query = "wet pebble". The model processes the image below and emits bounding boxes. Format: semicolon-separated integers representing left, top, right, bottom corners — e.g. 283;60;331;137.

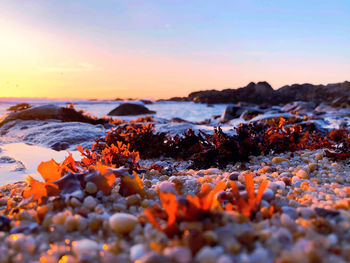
109;213;138;234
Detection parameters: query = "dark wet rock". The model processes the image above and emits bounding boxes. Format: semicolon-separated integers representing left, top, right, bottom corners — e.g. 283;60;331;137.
221;105;246;122
315;207;340;218
0;215;10;231
314;103;337;113
162;96;189;102
107;103;155;116
282;101;316;114
189;81;275;104
0;104;108;127
10;222;39;234
240;108;264;121
278;81;350;105
0;120;106;150
51;142;70;151
229;172;239;181
141;99;153;105
0;156;17;164
7;103;32;112
184;81;350;106
171;117;190;123
331;96;350;108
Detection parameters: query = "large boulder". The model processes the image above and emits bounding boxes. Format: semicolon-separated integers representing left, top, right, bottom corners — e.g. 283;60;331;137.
281;101;316;114
188;81;276;104
0;104;108;127
107;103;155;116
7;103;32;112
221;105;246;122
276;81;350;105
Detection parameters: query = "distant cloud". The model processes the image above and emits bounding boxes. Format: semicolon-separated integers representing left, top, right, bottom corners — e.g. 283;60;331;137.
41;62;103;73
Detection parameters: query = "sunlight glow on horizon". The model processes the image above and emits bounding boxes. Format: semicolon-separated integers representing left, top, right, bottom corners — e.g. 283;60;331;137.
1;1;349;99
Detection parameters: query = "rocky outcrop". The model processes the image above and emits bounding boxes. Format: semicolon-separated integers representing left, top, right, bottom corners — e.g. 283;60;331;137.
107;103;155;116
0;104;108;127
189;82;276;104
7;103;32;112
186;81;350;106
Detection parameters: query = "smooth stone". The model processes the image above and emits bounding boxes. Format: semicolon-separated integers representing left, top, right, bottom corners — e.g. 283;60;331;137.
72;239;100;256
229;172;239;181
195;246;224;263
274;180;286;190
262;188;274;201
163;246;192;263
130;244;148;262
137;252;171;263
291;176;301;184
109;213;138;234
296;207;315;219
293;179;310;188
83;196;97;210
280;213;295;228
314;207;340;218
281;206;297;219
85;182;98;194
296;169;309;179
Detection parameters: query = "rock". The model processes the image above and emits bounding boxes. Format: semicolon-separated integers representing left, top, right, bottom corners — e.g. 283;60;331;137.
126;194;141;207
314;207;340;218
281;206;297;219
282;101;316;114
107;103;155;116
83;196;97;210
240;108;264;121
229;172;239;181
297;207;315;219
293;179;310;188
72;239;100;257
0;215;10;231
7;103;31;112
185;81;350;106
221;105;245;122
141;99;153;105
163;246;192;263
189;81;275;104
0;104;108;127
109;213;138;234
137;252;171;263
296;169;309;179
262;188;274;201
195;246;224;263
85;182;98;194
50;142;70;151
0;120;106;150
130;244;148;262
171;117;190;123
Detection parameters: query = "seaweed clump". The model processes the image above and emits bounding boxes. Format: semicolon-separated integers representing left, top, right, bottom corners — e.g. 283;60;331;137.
143;173;269;237
90;117;348;169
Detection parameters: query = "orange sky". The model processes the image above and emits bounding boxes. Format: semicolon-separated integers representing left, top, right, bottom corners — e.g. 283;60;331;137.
1;1;349;99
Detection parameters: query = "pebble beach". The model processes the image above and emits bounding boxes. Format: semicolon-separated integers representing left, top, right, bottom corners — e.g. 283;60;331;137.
0;98;349;263
1;147;349;263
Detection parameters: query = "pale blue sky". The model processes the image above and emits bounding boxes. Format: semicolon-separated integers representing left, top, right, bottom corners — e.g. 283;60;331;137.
0;1;349;98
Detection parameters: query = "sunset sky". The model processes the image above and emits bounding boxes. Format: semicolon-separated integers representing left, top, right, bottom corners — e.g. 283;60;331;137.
1;0;349;99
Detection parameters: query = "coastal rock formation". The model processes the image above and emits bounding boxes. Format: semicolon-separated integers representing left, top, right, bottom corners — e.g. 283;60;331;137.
187;81;350;106
189;81;275;104
0;120;106;151
107;103;155;116
0;104;108;127
7;103;32;112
